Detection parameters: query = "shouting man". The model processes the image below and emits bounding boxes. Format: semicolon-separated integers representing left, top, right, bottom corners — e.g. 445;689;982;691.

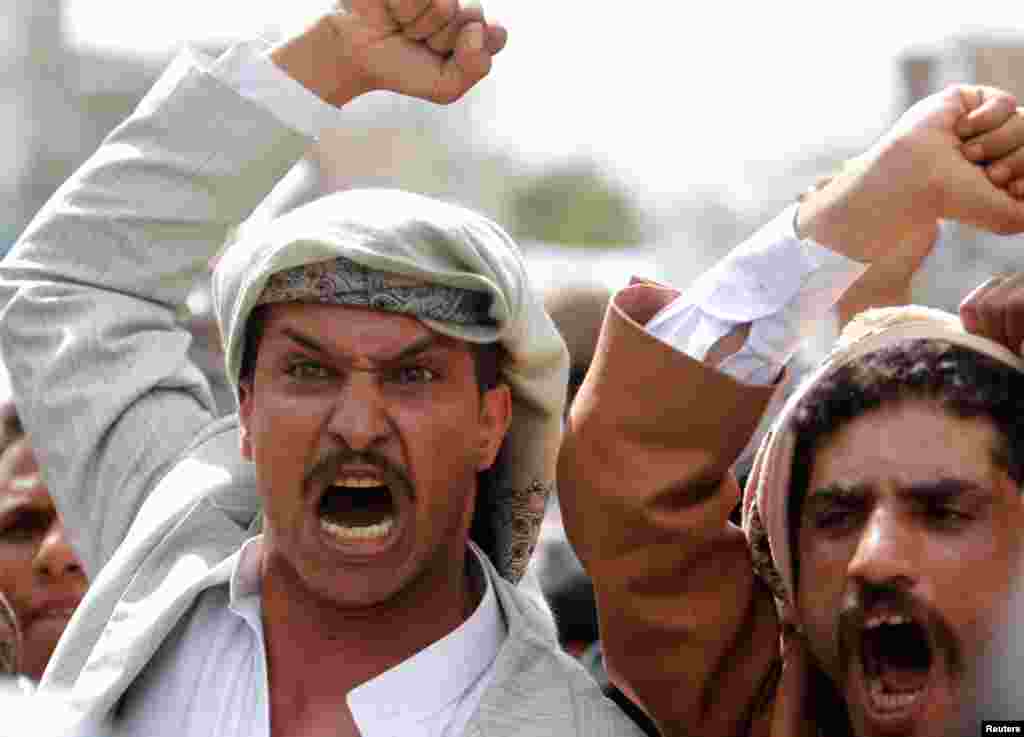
559;87;1024;736
0;2;643;736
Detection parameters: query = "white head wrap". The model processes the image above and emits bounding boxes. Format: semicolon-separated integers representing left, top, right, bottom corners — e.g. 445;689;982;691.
211;189;569;582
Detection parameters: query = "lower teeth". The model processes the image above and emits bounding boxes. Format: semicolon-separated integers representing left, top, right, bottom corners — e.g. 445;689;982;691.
867;677;921;709
320;517;395;541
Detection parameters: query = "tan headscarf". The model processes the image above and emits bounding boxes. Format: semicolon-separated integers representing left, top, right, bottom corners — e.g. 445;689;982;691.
211;188;569;582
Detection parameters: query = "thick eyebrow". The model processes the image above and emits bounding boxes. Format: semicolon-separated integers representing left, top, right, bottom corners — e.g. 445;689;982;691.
801;482;870;516
278;327;440;366
901;478;988;501
279;327;328;356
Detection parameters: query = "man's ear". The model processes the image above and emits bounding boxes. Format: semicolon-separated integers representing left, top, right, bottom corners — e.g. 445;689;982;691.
238;380;254;461
477;383;512;471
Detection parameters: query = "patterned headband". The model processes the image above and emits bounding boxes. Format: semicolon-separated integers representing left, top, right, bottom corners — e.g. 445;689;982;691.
257;256;494;326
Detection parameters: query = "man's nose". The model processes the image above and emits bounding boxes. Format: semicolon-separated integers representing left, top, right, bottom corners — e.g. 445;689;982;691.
846;505;919;591
33;518;84;582
326;372;392;452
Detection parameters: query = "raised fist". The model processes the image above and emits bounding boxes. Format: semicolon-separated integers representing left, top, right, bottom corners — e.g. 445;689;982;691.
270;0;507;107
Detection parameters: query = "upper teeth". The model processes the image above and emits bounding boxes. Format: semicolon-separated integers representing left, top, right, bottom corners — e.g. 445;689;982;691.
334;476;384;488
865;614;910;629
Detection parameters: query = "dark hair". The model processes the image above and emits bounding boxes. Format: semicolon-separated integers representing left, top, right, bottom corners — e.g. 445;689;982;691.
238;305;269;388
788;339;1024;589
238;304;505;394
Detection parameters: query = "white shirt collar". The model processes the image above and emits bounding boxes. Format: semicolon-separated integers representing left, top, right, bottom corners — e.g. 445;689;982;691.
226;535;264;631
347;542;505;727
225;536;506;727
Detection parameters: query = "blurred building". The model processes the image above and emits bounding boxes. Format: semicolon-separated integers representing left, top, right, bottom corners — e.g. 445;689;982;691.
899;31;1024;311
2;2;72;246
899;30;1024;108
1;0;164;254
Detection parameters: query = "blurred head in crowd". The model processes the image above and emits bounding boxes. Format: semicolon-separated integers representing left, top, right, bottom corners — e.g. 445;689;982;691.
744;308;1024;737
533;530;598;657
0;400;87;680
539;282;609;654
543;282;610;409
0;591;19;676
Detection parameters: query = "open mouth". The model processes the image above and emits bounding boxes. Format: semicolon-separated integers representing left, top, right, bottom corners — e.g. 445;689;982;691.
858;613;934;714
317;475;397;544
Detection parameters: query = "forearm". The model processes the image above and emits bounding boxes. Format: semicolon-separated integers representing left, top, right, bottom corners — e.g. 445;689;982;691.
558;284;780;736
795;144;940;264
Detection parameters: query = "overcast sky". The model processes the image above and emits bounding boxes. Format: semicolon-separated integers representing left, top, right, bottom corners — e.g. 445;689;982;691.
64;1;1024;204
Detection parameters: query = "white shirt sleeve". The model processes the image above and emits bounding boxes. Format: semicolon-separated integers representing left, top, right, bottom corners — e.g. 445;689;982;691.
196;40;343;139
646;203;868;385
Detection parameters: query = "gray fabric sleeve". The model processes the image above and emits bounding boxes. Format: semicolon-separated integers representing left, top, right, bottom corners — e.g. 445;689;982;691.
0;48;309;577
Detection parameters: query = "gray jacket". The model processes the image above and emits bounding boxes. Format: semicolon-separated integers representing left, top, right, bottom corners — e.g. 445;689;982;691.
0;48;641;736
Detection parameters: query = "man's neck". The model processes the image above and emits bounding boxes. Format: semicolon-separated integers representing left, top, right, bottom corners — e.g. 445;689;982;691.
260;550;485;702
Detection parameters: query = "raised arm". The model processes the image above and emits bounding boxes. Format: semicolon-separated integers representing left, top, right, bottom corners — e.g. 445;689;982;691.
559;85;1024;737
0;1;504;578
559;283;781;737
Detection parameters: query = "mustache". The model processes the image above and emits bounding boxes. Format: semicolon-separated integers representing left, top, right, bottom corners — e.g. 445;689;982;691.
836;581;964;680
304;446;413;499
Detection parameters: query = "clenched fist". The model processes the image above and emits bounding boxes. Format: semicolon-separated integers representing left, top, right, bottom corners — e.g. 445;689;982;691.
798;86;1024;266
271;0;507;107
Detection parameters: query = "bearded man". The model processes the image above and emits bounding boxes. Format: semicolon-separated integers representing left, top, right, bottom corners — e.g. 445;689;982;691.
0;2;645;736
558;87;1024;737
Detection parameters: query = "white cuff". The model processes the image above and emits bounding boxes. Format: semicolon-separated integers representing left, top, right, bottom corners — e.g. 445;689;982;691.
647;203;867;385
204;40;343;139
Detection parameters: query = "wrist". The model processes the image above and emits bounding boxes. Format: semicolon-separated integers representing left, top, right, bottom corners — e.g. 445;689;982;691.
268;15;372;108
796;146;935;264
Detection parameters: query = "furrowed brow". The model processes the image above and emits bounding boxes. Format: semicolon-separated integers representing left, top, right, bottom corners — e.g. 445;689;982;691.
279;328;440;366
383;335;441;364
280;327;328;355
